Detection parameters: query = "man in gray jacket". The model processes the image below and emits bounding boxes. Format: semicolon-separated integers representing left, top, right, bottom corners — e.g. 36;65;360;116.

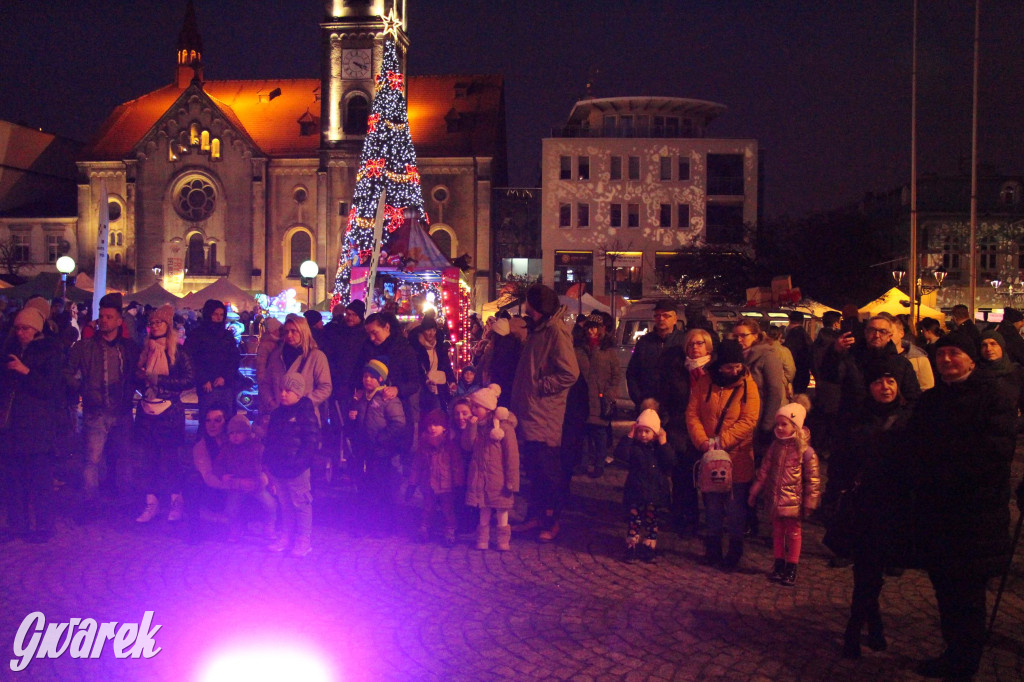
64;293;140;517
511;284;579;542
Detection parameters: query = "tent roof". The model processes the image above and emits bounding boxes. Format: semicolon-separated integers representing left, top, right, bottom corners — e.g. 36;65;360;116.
179;278;258;311
858;287;945;321
559;293;611;316
126;283;181;308
2;272;92;303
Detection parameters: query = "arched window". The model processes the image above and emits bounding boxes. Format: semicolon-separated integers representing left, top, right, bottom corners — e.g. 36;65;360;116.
430;229;452;258
189;122;201;146
288;230;312;277
186;233;206;274
200;130;210;152
116;233;123;247
210;138;221;160
344;95;369;135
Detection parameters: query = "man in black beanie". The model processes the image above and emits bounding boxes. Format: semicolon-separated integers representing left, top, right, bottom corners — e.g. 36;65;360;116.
511;284;579;542
183;299;240;415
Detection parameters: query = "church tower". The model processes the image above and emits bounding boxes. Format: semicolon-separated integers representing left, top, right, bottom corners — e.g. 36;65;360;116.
320;0;409;148
176;0;203;88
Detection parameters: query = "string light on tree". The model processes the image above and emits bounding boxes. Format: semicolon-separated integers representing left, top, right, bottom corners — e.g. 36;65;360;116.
332;34;429;306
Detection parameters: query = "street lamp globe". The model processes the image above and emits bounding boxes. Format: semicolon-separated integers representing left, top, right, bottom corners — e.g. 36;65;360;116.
299;260;319;279
55;256;76;275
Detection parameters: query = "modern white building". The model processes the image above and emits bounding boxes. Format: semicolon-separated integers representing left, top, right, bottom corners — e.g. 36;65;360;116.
541;97;759;299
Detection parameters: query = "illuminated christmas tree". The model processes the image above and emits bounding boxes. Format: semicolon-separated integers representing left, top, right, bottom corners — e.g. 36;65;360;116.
332;29;428;305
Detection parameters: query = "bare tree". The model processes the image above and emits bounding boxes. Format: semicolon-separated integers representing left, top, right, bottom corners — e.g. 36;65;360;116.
0;236;26;277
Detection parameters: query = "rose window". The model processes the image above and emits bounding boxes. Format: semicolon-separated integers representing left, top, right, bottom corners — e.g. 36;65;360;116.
175;178;216;222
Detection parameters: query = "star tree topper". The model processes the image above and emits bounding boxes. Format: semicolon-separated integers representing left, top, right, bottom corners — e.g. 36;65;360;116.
381;7;402;39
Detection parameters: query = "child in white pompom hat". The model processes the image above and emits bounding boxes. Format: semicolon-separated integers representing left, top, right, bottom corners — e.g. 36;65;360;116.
464;383;519;551
748;394;821;586
615;406;675;563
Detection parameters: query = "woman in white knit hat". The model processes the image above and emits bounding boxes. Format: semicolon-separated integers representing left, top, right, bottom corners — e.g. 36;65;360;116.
464;383;519;551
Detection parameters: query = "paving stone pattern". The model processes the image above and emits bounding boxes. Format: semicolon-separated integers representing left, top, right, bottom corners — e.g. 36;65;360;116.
1;455;1022;681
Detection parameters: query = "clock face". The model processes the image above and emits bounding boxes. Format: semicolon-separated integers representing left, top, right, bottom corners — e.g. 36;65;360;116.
342;49;372;79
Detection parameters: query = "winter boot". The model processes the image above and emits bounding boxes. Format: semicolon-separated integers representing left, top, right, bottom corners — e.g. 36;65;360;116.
135;495;160;523
842;615;864;659
640;542;657;564
780;562;798;586
768;558;786;582
267;535;291;553
624;543;638;563
865;613;887;652
475;524;490;550
167;494;184;522
495;524;511;551
289;536;312;558
721;540;743;573
702;536;723;567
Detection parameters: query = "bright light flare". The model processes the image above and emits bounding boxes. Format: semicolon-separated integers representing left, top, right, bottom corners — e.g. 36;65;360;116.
199;641;335;682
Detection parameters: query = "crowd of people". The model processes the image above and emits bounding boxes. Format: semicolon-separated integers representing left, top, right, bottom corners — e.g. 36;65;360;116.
0;284;1022;680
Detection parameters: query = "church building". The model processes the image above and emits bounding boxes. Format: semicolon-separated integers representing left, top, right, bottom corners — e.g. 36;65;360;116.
77;0;506;305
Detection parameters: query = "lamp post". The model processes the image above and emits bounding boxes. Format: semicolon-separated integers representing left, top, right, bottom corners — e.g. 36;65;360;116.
893;267;946;323
299;260;319;310
55;256;76;301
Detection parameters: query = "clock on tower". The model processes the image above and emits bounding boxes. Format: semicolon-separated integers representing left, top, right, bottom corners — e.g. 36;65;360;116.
342;49;372;80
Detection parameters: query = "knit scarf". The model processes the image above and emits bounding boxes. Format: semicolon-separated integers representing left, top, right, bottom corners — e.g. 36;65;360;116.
685;355;711;371
141;336;170;378
419;334;439;374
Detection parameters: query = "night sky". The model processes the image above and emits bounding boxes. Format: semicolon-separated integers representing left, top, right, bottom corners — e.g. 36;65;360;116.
3;0;1023;218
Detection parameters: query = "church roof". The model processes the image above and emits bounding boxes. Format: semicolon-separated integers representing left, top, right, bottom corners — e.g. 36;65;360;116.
85;74;505;161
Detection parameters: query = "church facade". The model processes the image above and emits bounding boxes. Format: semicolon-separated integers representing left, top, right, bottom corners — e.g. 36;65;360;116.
77;0;506;306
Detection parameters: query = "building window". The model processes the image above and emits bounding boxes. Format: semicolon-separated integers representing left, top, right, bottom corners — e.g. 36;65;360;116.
707;154;745;195
429;229;452;258
293;187;308;204
706;204;745;244
941;235;962;273
46;235;61;263
627;203;640;228
678;158;690;181
678;203;690;229
288;230;312;277
559;203;571;228
610;203;622;228
628;156;640;181
1001;182;1021;205
577;203;590;228
620;116;634;136
200;130;211;152
577;156;590;181
605;252;644;299
659;156;672;181
11;234;30;262
553;251;592;295
185;233;206;274
108;202;122;221
979;235;998;272
602;116;616;135
559;156;572;180
210;138;221;160
665;117;680;136
659;203;672;227
174;176;216;222
610;156;622;181
344;95;369;134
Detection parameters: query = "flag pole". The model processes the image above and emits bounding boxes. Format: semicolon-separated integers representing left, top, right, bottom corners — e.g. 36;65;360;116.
366;189;387;312
91;181;110;320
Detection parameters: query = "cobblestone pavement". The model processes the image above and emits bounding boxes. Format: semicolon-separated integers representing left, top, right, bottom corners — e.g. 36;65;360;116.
1;453;1022;681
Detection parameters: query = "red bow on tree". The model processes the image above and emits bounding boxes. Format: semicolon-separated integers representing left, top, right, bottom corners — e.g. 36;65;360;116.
367;113;380;133
365;158;385;178
387;71;404;90
404;164;420;184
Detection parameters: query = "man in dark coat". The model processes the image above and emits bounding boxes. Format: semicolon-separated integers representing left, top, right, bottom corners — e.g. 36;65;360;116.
907;332;1017;680
809;311;842;457
821;315;920;515
626;300;686;408
64;292;140;512
319;300;368;465
948;304;982;351
183;299;241;415
993;306;1024;366
784;311;813;394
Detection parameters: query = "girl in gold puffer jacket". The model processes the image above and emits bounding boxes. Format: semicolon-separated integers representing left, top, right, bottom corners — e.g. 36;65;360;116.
748;395;821;586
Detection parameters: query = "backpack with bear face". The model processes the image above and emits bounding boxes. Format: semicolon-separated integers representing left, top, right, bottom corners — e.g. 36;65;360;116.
695;449;733;494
